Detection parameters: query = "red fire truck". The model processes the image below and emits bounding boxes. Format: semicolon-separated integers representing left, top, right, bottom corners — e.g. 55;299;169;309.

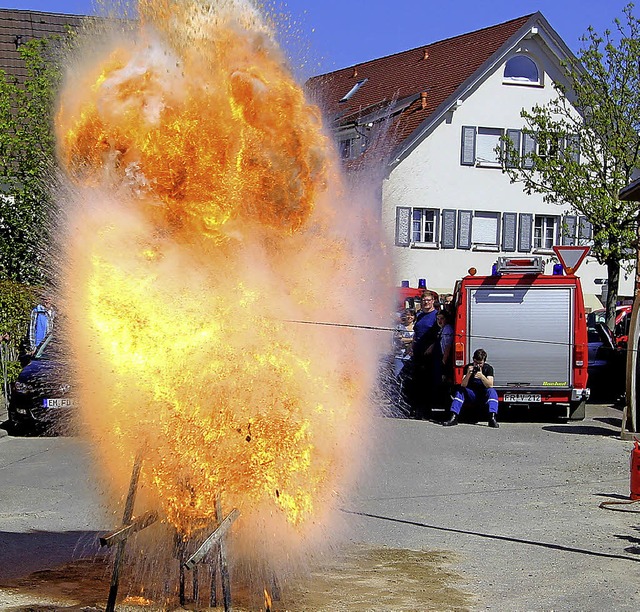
451;256;590;420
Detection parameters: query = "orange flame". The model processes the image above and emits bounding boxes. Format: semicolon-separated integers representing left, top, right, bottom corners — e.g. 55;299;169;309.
55;0;386;556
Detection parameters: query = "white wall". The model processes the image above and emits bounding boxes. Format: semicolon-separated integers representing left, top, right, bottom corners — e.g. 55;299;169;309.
382;36;635;307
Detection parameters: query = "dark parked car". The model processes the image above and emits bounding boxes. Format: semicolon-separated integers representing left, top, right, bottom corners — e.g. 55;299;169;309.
587;321;625;400
8;335;76;434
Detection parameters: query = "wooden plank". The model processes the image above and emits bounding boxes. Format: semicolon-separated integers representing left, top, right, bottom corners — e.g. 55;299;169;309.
183;508;240;570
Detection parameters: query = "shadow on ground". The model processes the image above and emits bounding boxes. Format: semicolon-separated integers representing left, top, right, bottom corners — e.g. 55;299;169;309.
0;531;104;581
542;424;621;436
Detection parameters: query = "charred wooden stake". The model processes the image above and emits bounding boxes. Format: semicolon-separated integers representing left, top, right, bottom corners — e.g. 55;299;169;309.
99;511;158;548
216;496;233;611
179;544;186;606
182;503;239;610
105;452;143;612
210;558;218;607
183;508;240;570
192;565;199;602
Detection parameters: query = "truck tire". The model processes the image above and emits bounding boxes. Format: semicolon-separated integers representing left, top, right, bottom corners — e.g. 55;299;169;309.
569;400;586;421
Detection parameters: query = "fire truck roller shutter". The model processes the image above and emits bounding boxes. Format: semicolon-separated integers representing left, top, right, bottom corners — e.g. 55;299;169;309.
468;286;573;389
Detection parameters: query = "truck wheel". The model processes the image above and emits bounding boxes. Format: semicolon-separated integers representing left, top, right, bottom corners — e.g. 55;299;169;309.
569;400;586;421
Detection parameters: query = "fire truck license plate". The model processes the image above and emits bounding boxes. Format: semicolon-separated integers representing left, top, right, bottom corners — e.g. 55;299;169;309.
504;393;541;403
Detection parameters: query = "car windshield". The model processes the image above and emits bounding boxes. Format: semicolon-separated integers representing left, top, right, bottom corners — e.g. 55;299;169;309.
587;311;605;330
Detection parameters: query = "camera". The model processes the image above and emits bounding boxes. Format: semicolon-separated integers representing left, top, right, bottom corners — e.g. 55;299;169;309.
472;365;481;375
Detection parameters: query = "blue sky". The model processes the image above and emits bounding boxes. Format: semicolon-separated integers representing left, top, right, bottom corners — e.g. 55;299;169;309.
2;0;635;77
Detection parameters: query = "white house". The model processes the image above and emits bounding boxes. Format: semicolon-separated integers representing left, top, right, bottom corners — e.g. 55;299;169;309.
306;12;634;310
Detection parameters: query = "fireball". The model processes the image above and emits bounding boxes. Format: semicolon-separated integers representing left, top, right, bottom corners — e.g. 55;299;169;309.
55;0;385;559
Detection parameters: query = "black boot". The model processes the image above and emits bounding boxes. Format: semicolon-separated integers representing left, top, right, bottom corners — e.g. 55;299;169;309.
443;412;458;427
488;414;499;428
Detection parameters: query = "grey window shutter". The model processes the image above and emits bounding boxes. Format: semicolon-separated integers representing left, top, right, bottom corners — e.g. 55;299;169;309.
562;215;577;246
395;207;411;246
502;212;517;251
566;134;580;163
505;129;521;169
457;210;473;249
518;213;533;252
522;132;536;169
578;215;593;240
441;209;457;249
461;126;476;166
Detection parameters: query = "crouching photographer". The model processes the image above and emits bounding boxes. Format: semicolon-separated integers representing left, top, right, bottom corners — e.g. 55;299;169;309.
443;348;499;428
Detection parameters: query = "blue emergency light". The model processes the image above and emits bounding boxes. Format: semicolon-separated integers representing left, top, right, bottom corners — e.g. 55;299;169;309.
552;264;564;275
418;278;427;289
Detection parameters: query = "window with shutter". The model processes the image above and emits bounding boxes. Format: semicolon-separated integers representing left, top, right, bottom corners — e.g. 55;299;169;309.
538;133;564;161
458;210;473;249
518;213;533;252
412;208;440;245
534;215;559;250
472;211;500;246
502;212;517;251
441;210;457;249
505;130;521;168
461;126;476;165
578;216;593;245
395;207;411;247
565;134;580;163
475;128;503;167
522;132;536;169
562;215;576;246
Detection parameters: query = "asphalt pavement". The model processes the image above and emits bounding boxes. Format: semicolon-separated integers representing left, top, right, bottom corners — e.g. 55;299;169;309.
0;402;638;610
349;403;640;610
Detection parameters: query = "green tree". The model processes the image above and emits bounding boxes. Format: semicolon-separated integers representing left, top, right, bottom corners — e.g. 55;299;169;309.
502;4;640;329
0;36;66;285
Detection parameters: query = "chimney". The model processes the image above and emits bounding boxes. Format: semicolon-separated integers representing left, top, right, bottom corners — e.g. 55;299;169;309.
420;91;428;110
423;49;429;60
352;66;358;78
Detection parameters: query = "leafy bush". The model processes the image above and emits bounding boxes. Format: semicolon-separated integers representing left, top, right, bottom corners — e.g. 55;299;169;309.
0;280;36;397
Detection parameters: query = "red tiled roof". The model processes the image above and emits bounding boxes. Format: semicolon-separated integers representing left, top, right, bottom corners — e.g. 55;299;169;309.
306;14;537;165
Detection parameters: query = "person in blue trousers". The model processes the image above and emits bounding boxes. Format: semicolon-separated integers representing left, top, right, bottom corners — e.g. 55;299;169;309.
443;348;499;428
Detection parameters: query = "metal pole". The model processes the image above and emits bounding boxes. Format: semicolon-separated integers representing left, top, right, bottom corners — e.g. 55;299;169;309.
105;451;143;612
624;300;640;434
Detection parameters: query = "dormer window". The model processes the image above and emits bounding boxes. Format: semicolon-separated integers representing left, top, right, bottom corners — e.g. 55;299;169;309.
339;78;368;102
503;55;541;86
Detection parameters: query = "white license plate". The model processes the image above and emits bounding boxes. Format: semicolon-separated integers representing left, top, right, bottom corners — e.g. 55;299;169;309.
43;398;77;408
504;393;542;403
